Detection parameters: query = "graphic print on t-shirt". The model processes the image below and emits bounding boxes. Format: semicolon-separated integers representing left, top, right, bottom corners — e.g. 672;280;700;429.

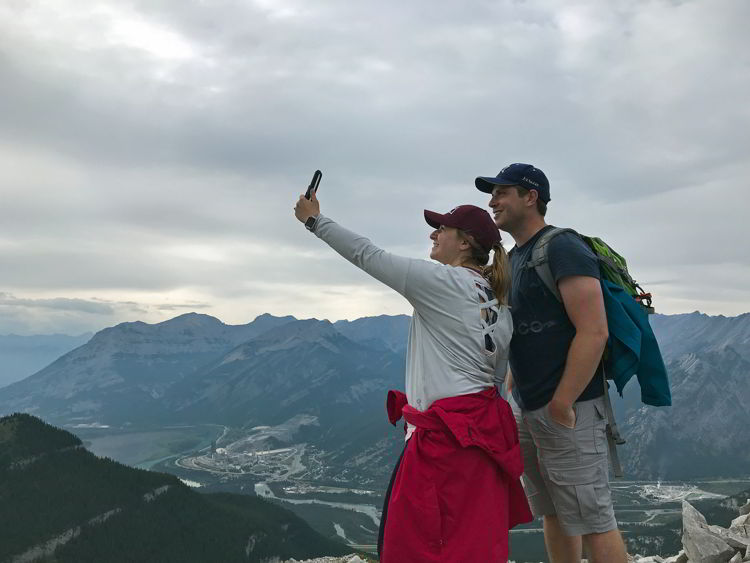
476;282;500;354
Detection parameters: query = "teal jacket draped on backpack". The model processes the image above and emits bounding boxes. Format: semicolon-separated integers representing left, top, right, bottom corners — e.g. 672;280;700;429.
600;279;671;407
527;226;672;408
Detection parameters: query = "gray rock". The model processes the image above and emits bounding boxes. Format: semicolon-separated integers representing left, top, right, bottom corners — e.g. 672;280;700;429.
663;552;688;563
729;552;742;563
732;513;750;530
740;500;750;517
684;499;710;527
745;544;750;562
661;551;688;563
682;500;736;563
708;524;750;551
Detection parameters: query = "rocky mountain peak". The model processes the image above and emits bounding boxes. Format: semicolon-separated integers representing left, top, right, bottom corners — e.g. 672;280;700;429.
157;312;225;329
81;314;237;356
334;314;410;353
252;313;297;323
247;319;349;354
651;312;750;363
255;318;337;340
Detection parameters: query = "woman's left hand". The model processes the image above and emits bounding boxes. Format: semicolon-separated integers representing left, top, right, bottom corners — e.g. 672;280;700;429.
294;189;320;223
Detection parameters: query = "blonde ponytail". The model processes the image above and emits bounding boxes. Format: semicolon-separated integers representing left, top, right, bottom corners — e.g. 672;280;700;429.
483;242;510;306
457;230;511;305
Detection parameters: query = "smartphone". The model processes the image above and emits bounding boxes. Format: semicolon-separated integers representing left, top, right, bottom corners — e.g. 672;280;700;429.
305;170;322;200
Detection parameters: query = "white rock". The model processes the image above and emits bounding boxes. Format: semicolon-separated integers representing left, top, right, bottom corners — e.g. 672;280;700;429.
663;553;687;563
682;500;736;563
732;513;750;530
711;521;750;551
729;552;742;563
739;500;750;517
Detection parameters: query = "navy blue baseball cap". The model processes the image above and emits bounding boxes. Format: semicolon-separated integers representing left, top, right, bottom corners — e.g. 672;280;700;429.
475;163;550;203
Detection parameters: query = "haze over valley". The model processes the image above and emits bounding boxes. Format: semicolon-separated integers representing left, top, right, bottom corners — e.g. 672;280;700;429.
1;310;748;560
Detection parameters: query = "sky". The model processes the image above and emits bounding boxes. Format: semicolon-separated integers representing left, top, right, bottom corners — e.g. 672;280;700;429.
1;0;749;335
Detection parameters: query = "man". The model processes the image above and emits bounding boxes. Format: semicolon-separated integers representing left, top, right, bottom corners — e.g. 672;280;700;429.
475;163;627;563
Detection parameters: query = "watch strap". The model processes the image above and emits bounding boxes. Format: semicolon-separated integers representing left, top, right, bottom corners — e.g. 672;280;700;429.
304;215;319;232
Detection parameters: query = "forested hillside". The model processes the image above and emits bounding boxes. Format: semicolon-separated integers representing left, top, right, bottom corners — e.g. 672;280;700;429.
0;413;350;563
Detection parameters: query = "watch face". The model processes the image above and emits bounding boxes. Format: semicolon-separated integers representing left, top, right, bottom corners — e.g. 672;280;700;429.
305;216;317;230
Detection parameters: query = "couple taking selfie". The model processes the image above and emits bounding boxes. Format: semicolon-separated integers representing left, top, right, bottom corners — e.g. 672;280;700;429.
294;163;627;563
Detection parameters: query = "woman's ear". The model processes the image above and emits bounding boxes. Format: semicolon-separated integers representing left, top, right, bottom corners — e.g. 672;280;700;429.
459;234;475;250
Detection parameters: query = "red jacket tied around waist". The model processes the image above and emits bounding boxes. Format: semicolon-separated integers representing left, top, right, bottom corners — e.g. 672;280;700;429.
381;387;533;563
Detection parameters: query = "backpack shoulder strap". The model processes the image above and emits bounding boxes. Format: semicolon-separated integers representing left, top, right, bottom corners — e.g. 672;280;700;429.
526;227;579;302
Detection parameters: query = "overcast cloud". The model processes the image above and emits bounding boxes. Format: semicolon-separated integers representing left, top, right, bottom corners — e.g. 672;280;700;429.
1;0;748;335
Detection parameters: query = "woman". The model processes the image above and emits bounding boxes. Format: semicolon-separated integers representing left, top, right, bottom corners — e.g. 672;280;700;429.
294;189;532;562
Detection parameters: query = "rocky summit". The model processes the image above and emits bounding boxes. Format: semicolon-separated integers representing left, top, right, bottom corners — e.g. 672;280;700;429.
628;498;750;563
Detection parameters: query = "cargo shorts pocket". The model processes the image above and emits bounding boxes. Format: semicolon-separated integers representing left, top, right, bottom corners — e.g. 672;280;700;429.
592;400;608;455
546;462;606;524
540;403;577;432
574;400;607;456
530;405;575;443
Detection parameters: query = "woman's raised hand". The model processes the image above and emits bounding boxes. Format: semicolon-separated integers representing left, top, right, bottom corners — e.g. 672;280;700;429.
294;188;320;223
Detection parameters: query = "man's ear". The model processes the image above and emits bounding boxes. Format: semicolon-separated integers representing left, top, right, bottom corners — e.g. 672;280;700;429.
526;189;539;207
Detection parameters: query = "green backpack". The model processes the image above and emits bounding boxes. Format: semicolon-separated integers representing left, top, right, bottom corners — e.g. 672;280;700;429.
528;227;654;314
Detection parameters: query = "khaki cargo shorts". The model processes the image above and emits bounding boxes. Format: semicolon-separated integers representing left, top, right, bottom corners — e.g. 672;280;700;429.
513;395;617;536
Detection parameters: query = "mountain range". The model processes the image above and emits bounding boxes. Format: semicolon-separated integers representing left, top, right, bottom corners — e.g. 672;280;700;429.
0;313;295;424
650;312;750;362
0;310;748;480
619;312;750;478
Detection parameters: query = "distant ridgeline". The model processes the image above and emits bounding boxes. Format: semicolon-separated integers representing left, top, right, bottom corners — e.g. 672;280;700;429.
0;333;93;388
0;311;748;480
0;413;350;563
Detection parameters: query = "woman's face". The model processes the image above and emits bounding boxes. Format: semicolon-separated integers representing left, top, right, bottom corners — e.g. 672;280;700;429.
429;225;467;265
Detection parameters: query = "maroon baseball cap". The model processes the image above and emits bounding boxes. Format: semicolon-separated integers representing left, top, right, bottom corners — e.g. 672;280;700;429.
423;205;501;253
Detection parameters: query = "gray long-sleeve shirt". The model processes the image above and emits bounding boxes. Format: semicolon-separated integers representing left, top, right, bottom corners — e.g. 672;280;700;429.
313;214;513;412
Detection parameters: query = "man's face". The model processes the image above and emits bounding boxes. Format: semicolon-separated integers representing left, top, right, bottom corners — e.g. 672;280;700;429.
488;185;526;231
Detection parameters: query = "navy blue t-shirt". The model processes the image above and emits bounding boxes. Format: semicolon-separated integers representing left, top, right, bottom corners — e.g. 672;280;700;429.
509;225;605;411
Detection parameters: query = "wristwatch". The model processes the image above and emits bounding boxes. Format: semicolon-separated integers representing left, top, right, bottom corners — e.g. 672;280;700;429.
304;215;319;232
